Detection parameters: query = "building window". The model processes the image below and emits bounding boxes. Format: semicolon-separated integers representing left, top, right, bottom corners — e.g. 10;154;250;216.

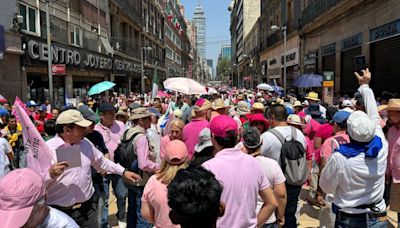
19;3;39;34
70;25;82;46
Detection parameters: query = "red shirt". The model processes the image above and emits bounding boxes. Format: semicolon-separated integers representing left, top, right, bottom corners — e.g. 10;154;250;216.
34;113;53;133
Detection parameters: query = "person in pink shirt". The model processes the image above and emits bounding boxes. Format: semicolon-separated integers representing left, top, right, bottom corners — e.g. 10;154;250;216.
202;115;278;228
94;102;127;227
141;140;188;228
382;99;400;224
183;98;211;159
160;119;185;159
45;109;141;227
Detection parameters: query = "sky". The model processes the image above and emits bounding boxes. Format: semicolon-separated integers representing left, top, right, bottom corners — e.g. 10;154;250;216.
180;0;232;70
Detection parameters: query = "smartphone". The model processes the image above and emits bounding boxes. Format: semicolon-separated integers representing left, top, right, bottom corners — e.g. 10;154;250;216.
355;55;366;75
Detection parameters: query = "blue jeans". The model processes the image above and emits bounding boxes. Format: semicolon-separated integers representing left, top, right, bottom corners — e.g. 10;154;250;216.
283;183;302;228
262;223;278;228
335;212;387;228
102;174;127;225
127;186;152;228
13;148;26;168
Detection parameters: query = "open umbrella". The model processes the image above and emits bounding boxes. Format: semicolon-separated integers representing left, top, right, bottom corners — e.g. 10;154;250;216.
157;90;170;98
0;95;7;103
163;77;207;95
293;74;323;88
257;83;274;91
0;108;9;116
87;81;116;96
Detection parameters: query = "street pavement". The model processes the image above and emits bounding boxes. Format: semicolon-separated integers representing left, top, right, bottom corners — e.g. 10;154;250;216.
107;188;398;227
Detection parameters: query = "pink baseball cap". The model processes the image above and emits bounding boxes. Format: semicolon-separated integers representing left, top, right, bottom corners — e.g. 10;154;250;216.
209;115;238;138
0;168;46;228
164;140;188;165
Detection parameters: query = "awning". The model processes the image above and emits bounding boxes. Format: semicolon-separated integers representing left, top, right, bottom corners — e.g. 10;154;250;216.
100;36;114;55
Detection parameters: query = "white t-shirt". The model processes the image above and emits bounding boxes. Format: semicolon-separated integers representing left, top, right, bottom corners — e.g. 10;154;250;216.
0;138;12;177
260;126;307;165
38;207;79;228
255;156;286;224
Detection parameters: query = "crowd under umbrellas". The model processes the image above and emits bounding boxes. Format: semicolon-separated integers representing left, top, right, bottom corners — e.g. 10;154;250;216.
0;69;399;228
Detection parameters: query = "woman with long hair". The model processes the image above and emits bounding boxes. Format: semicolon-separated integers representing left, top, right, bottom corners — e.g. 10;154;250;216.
141;140;189;228
160;119;185;159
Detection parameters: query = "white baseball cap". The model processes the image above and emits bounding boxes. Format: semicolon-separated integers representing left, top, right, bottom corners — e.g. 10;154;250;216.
347;111;375;143
342;100;353;107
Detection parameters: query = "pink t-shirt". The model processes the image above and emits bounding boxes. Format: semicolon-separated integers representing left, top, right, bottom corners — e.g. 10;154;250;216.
388;126;400;183
315;123;334;141
142;175;180;228
319;131;350;159
183;119;209;159
305;136;315;161
202;148;270;228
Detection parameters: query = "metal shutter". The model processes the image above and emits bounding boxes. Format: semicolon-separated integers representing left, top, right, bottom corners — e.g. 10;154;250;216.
340;47;361;96
322;54;335;72
370;35;400;96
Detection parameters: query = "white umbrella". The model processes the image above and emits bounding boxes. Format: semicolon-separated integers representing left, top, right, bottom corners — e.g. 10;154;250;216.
257;83;274;91
163;77;207;95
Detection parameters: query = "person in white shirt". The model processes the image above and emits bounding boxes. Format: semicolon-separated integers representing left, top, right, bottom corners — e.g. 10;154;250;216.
260;104;306;228
319;69;388;227
0;137;13;177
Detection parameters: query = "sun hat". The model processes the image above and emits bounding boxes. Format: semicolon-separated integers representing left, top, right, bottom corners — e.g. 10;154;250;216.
173;109;183;119
56;109;92;127
99;102;116;113
287;114;304;126
78;105;99;123
251;102;265;112
305;92;320;101
129;107;154;121
164;140;188;165
193;98;212;112
119;105;128;111
148;107;161;117
306;103;323;116
332;111;351;124
347;111;375;143
194;128;213;153
236;94;245;100
380;99;400;111
249;113;269;129
293;101;302;107
212;99;230;111
243;126;262;149
302;100;309;106
0;168;46;228
236;101;249;115
116;110;129;118
209;115;238;138
256;92;262;97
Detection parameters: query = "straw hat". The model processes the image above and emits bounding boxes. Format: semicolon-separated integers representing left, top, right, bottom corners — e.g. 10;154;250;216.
251;102;265;112
305;92;320;101
287;114;304;126
293;101;302;107
212;99;230;111
380;99;400;111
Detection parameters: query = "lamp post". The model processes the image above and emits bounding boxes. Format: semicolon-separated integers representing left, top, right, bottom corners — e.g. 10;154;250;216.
141;47;152;94
46;0;53;106
271;25;287;95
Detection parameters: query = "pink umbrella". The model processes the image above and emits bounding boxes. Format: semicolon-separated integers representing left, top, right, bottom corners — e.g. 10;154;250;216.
157;90;170;98
0;95;7;103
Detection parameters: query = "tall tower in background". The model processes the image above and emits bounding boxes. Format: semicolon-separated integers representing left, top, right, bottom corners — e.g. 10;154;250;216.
193;2;206;58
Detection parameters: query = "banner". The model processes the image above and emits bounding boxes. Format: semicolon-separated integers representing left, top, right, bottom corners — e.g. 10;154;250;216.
13;101;55;177
11;96;31;121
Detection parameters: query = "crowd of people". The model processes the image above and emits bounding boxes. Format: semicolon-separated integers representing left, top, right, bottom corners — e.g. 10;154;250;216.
0;69;399;228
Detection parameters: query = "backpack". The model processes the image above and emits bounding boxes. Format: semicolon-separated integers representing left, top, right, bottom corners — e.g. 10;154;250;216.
269;127;308;186
114;130;141;171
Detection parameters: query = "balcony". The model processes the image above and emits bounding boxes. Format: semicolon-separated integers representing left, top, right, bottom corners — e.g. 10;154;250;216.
110;36;141;59
112;0;143;26
301;0;343;26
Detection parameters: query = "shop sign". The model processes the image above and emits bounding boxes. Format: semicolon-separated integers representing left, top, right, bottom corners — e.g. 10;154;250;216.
323;81;334;87
304;51;317;72
370;19;400;41
322;43;336;56
323;71;335;105
51;64;66;75
323;71;334;81
341;33;362;51
114;58;141;74
280;48;299;67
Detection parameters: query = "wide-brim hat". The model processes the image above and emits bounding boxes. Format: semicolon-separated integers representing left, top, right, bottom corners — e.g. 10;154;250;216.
293;101;302;107
236;101;249;115
287;114;304;126
305;92;320;101
212;99;230;111
251;102;265;112
380;99;400;111
129;107;154;121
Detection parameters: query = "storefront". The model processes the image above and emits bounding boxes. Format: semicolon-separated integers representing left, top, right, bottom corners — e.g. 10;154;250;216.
340;33;362;96
281;47;300;89
322;43;336;73
113;55;141;94
22;35;112;106
304;51;318;74
369;19;400;95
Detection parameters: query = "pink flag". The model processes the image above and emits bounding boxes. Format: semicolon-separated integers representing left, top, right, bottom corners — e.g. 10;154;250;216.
13;101;55;177
11;96;31;121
